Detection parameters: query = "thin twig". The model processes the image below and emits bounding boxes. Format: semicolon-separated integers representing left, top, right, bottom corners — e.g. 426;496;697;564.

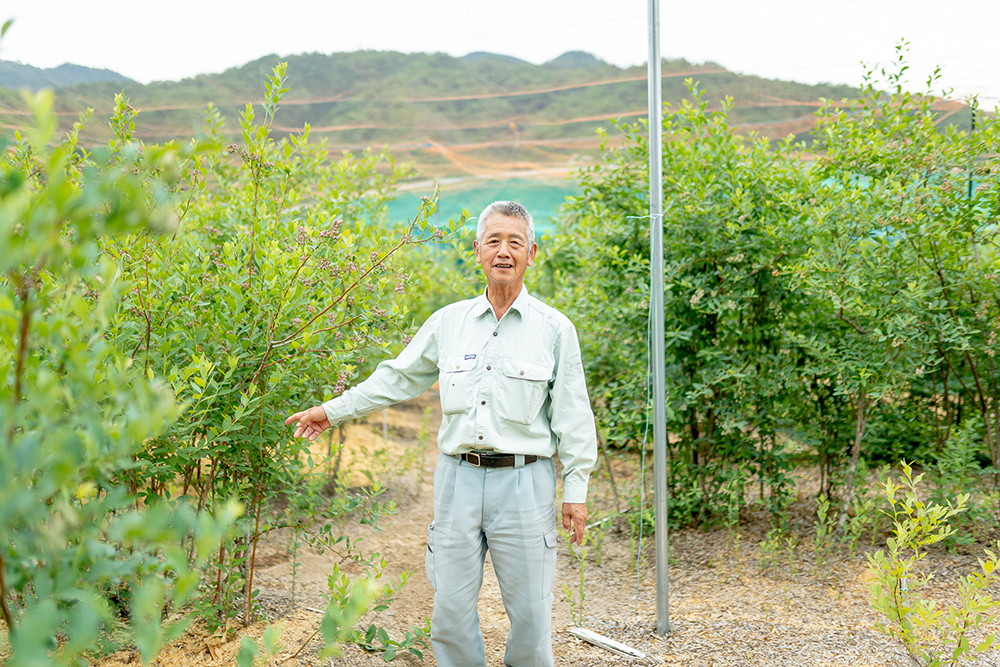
836;306;868;335
244;489;263;627
13;274;32;405
0;553;15;633
278;626;322;664
269;314;364;349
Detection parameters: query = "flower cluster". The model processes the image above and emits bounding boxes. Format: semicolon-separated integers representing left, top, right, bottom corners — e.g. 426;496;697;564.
333;370;350;396
208;246;225;269
295;226;309;246
320;219;342;238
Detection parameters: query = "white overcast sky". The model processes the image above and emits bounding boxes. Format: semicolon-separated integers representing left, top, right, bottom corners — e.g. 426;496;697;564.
2;0;998;103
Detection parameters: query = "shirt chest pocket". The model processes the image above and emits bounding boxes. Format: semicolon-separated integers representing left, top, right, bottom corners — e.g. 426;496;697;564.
498;359;553;425
438;355;478;415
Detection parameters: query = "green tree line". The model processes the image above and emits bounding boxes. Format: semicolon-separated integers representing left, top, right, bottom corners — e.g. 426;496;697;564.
2;59;461;665
544;53;1000;529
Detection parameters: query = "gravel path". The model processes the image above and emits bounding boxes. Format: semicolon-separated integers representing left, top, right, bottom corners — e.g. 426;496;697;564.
100;392;1000;666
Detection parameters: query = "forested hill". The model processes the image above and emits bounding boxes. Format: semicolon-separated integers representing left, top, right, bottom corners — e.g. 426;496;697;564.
0;49;936;179
0;60;132;90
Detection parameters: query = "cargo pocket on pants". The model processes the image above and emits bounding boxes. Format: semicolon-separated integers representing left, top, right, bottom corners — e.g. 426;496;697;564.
542;524;558;593
424;523;436;592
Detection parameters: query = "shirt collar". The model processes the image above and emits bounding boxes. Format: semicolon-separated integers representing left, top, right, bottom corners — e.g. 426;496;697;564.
508;285;530;316
472;291;493;318
474;285;530;320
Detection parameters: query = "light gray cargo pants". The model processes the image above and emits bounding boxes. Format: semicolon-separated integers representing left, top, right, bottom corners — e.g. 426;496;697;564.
425;453;559;667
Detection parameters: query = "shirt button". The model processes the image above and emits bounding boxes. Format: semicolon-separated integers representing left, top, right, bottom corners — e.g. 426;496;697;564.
478;435;484;440
486;365;492;371
519;370;524;376
481;400;486;405
492;331;498;337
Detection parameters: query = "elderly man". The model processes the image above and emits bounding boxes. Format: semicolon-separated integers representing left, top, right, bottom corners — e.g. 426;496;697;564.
286;200;597;667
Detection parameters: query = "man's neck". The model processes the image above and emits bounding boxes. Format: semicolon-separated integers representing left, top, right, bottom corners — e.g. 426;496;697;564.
486;282;522;321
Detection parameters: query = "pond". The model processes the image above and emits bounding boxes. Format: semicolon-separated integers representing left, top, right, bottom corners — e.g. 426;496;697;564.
386;177;580;238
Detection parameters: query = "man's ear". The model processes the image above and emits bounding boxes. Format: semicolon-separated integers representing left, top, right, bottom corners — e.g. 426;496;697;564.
473;240;481;261
527;243;537;266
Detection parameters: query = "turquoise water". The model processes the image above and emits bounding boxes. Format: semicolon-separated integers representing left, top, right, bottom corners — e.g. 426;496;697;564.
386;177;580;236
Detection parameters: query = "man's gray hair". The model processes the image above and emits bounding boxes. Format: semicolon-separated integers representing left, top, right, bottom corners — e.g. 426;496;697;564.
476;200;535;247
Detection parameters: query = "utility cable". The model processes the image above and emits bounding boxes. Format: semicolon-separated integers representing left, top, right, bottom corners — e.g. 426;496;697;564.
627;212;660;613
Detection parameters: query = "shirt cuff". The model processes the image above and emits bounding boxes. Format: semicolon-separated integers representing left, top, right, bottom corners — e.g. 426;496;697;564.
561;478;589;505
322;397;350;425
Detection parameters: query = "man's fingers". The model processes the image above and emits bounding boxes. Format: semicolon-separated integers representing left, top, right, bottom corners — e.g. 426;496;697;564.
562;502;588;545
568;515;584;545
287;406;331;441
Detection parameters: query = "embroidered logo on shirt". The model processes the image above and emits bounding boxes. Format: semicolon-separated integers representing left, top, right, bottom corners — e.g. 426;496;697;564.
464;354;477;360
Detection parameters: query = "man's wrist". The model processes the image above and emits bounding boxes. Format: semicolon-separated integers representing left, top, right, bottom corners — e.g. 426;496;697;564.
561;481;589;505
322;398;349;425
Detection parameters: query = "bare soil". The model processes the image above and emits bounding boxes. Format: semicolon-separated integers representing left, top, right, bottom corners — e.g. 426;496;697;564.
100;391;1000;666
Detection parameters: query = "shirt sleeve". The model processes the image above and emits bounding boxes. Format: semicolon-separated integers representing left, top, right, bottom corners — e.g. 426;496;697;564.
547;321;598;504
322;311;440;424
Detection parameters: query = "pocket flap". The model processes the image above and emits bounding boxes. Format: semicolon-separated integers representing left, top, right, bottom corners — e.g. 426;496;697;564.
502;359;552;382
439;354;478;373
543;526;558;548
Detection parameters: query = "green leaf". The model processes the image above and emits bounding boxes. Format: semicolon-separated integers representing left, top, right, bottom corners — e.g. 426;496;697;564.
975;635;995;653
236;636;260;667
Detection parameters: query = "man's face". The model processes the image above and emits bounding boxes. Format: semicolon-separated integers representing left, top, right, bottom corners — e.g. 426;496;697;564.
473;214;537;290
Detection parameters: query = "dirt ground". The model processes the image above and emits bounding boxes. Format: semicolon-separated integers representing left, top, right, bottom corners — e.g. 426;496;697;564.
100;391;1000;667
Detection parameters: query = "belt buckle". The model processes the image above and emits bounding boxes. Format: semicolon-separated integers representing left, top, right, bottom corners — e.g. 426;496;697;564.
466;452;481;467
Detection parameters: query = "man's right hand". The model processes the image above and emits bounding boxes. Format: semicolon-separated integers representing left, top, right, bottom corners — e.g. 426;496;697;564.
285;405;332;441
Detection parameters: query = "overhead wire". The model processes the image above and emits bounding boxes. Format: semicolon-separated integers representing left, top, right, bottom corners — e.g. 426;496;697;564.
626;212;662;613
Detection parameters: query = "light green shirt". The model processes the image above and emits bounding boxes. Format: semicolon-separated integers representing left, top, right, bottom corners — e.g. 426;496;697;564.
322;287;597;503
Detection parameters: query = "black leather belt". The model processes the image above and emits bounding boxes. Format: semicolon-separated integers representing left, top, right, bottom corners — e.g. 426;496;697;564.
459;452;538;468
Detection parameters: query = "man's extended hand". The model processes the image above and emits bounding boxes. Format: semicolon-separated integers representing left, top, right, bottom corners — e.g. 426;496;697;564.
285;405;332;441
561;502;588;546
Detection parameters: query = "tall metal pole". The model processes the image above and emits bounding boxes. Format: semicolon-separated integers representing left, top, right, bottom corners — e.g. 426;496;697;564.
647;0;669;636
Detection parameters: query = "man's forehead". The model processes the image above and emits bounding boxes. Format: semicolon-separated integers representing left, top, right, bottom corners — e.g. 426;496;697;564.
482;214;529;239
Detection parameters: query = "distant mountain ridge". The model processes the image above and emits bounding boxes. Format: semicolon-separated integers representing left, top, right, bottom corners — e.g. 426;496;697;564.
547;51;607;68
0;60;132;91
460;52;530;66
1;49;929;180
